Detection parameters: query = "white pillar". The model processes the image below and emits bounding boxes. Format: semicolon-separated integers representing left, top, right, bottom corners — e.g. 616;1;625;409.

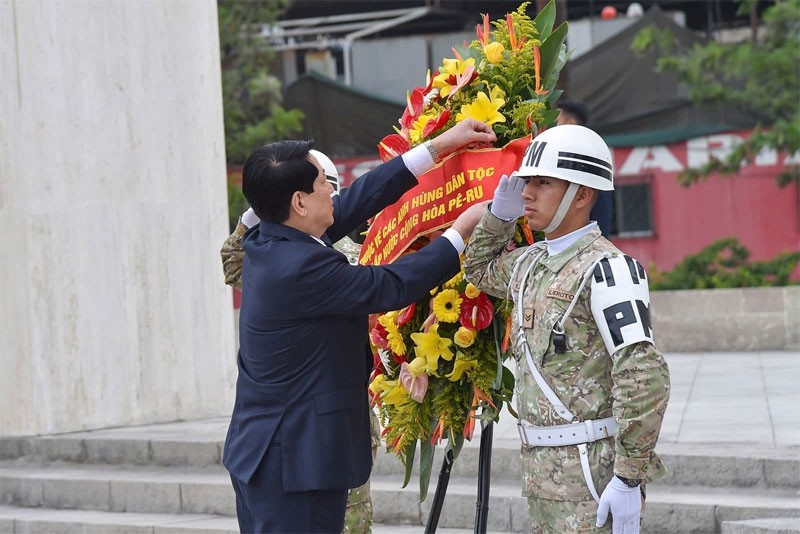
0;0;236;436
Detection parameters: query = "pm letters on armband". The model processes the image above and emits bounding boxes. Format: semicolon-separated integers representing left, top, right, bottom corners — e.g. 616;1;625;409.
591;255;655;353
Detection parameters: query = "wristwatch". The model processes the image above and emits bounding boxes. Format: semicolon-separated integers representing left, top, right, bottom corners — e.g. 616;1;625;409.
617;475;642;487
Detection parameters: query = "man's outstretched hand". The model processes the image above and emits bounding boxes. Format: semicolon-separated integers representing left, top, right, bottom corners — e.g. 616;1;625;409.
450;200;491;243
431;119;496;158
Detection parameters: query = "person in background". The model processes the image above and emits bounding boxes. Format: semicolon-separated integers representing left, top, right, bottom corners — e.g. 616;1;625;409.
221;149;376;533
464;125;670;534
224;118;495;533
557;100;614;238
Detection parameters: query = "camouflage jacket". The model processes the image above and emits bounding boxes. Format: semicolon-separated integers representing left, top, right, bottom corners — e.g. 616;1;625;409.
464;211;670;501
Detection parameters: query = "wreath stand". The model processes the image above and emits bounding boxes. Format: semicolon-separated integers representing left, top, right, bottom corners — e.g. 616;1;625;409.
424;420;494;534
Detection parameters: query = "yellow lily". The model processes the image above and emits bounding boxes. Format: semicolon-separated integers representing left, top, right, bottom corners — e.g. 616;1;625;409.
369;374;394;396
407;356;428;377
382;383;410;407
446;351;477;382
410;324;454;375
456;85;506;126
433;57;476;99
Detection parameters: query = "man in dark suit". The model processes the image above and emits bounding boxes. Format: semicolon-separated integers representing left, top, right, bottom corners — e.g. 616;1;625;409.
223;118;496;533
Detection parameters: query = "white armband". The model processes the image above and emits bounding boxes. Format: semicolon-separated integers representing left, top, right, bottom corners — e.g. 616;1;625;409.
590;254;654;355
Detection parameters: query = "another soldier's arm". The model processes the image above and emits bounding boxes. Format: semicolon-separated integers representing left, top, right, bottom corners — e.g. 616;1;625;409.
610;341;670;483
220;208;259;289
463;208;520;298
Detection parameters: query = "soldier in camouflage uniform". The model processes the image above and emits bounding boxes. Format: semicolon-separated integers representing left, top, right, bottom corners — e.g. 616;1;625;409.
464;125;670;534
220;149;380;534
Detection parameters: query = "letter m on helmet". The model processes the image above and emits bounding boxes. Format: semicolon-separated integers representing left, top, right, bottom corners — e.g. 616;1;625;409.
523;141;547;168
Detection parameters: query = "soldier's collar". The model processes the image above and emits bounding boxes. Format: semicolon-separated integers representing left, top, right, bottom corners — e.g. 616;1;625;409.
540;227;602;273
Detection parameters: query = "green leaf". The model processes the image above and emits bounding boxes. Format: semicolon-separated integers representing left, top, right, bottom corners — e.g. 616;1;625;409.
401;439;417;488
445;430;465;461
538;21;568;83
419;439;436;502
533;0;556;41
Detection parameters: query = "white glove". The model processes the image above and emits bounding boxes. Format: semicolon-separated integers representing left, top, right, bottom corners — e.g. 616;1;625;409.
241;207;260;229
596;476;642;534
489;172;525;221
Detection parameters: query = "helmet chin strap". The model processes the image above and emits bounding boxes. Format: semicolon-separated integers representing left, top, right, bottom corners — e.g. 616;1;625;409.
542;183;579;235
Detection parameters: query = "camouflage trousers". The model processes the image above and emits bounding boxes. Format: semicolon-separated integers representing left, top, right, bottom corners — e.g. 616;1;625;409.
342;406;381;534
526;488;645;534
526;496;610;534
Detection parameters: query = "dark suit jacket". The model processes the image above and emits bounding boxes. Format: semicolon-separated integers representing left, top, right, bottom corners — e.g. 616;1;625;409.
223;155;461;492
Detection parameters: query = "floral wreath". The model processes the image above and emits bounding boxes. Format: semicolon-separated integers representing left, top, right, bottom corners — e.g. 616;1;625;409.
368;0;568;499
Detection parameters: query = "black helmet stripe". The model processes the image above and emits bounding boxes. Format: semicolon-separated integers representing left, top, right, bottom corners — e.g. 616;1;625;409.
557;151;612;180
558;151;612;170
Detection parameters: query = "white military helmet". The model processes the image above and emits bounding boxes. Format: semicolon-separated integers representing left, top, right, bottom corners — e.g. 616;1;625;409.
517;124;613;191
517;125;613;234
309;149;340;193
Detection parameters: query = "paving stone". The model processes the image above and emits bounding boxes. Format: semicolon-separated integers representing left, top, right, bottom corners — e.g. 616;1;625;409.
180;482;235;516
84;438;150;465
36;438;86;463
1;476;44;507
110;480;181;514
43;478;109;511
150;441;220;468
722;517;800;534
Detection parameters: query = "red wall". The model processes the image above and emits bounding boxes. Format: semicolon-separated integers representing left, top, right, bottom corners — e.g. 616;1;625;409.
612;131;799;273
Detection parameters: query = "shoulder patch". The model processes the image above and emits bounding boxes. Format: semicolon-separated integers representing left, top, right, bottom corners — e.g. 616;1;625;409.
590;254;654;355
546;288;575;302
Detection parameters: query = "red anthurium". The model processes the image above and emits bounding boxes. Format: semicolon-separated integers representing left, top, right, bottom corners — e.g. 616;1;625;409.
378;133;411;161
421;108;451;138
370;322;390;350
459;292;494;330
397;303;416;327
401;87;427;129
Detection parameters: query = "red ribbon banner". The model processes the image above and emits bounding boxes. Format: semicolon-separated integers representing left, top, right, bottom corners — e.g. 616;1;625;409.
359;137;530;266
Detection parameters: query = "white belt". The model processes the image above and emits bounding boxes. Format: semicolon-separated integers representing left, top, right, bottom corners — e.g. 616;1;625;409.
517;416;617;448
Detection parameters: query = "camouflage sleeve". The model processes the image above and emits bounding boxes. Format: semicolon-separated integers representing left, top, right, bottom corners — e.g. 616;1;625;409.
610;340;670;483
220;219;249;289
463;209;522;299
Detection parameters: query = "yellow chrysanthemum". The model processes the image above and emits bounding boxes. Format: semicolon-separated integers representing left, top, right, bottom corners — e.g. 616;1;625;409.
465;282;481;299
432;289;462;323
379;311;407;356
410;324;454;375
483;41;505;64
443;270;464;289
456;85;506;126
